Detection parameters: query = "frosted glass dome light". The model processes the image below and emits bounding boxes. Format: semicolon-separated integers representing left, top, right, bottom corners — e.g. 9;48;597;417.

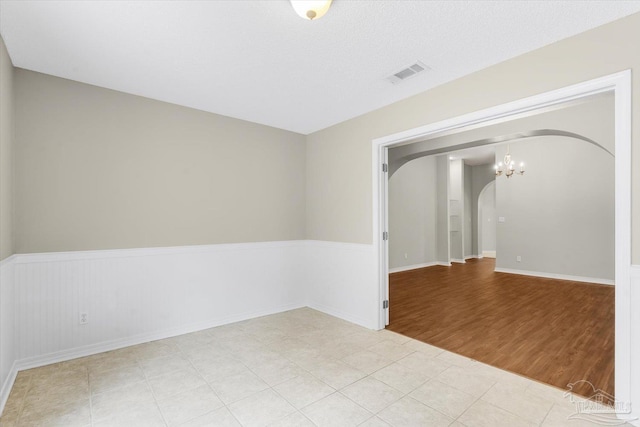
290;0;333;20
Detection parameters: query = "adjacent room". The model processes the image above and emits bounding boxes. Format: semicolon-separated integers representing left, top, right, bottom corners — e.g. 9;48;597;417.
1;2;640;426
387;94;615;398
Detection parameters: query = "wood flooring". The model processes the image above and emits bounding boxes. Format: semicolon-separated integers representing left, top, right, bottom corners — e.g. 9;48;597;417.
387;258;614;399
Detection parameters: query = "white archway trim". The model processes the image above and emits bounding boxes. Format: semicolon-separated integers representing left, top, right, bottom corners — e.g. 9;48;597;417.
477;180;496;259
371;70;631;415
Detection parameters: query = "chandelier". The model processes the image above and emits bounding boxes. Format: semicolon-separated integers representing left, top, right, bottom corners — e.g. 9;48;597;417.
495;145;525;178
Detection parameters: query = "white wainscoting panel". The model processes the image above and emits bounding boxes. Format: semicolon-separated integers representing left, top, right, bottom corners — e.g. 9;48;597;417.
0;256;16;412
0;240;383;414
630;265;640;426
304;241;377;329
10;241;307;370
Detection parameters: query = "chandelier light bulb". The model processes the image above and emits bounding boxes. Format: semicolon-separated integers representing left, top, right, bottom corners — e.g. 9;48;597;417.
290;0;333;20
495;146;525;178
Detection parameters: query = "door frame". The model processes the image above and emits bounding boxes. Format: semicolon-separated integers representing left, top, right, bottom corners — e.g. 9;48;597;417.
477;180;496;258
371;70;631;408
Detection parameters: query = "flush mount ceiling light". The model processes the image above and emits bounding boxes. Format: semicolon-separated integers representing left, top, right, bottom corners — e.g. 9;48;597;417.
290;0;333;20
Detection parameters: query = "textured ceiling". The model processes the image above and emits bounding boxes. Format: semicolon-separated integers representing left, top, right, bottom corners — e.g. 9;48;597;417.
1;1;639;134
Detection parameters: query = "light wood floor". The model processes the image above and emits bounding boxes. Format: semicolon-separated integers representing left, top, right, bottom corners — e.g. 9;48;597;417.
387;258;614;399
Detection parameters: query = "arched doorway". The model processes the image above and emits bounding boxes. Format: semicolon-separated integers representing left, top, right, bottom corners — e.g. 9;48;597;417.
477;180;496;258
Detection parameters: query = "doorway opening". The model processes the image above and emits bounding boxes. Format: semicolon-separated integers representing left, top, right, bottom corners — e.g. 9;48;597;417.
477;181;496;259
372;71;631;409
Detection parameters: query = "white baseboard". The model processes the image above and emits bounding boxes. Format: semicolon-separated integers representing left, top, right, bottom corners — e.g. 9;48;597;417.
14;302;304;372
0;301;304;413
0;255;15;413
390;257;490;273
482;250;496;258
389;262;438;273
494;267;614;286
0;362;17;414
307;302;371;332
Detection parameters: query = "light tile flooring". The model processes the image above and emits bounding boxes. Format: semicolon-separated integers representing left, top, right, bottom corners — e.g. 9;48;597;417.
0;308;630;427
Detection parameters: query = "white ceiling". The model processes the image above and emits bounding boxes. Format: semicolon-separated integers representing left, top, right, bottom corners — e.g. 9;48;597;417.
449;146;496;167
1;1;639;135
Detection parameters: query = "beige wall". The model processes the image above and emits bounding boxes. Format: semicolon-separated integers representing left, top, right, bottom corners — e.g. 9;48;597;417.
0;36;14;260
7;13;640;259
305;12;640;264
15;70;305;253
388;156;437;269
495;136;614;280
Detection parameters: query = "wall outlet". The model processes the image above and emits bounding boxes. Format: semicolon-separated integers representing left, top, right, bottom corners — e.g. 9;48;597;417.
404;253;408;259
79;312;89;325
516;256;522;262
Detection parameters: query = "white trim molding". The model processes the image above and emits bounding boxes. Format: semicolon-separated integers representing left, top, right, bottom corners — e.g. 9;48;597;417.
389;262;439;273
0;256;16;413
372;70;633;420
630;265;640;427
0;254;17;269
482;251;496;258
494;267;614;286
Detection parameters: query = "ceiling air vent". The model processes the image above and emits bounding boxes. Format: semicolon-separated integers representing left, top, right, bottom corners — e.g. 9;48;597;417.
386;61;430;84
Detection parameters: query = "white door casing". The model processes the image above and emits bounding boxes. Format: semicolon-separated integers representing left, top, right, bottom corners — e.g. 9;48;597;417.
372;70;632;415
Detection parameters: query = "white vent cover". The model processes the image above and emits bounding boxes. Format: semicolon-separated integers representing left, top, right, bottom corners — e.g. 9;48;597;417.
386;61;430;84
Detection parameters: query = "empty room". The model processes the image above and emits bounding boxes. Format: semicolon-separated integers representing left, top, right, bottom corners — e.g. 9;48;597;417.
387;93;616;399
1;2;640;427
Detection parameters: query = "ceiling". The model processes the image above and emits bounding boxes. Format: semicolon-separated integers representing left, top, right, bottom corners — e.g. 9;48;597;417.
449;146;496;167
1;1;639;135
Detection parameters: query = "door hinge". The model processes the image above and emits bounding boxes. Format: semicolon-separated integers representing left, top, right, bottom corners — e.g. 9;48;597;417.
382;231;388;241
382;163;388;173
383;300;389;309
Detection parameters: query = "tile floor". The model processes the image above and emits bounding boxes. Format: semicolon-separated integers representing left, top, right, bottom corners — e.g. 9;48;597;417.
0;308;631;427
